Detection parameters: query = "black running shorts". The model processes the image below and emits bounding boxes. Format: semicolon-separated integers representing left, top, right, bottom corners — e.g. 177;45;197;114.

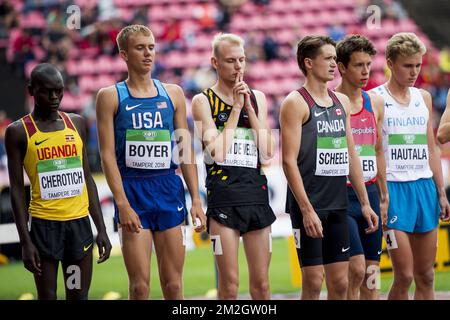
30;216;94;261
207;204;276;235
290;208;350;267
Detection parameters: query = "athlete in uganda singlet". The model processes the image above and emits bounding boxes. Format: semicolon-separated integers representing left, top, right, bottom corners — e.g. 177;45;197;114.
22;111;88;220
114;79;187;230
203;88;269;208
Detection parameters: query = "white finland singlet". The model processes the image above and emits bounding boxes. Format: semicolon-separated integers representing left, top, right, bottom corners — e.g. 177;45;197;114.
370;84;432;182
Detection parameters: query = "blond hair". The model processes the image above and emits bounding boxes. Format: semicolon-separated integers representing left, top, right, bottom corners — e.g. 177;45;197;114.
386;32;426;61
211;33;245;58
116;25;153;52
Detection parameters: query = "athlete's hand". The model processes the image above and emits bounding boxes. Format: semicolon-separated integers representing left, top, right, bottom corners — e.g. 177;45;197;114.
439;194;450;222
302;211;323;238
190;199;206;232
118;205;142;233
22;241;42;275
362;204;379;234
232;72;249;110
96;230;112;264
243;86;253;114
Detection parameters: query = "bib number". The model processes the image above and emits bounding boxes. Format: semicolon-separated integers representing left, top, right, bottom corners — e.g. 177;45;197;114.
216;127;258;168
387;133;428;171
37;156;84;200
316;136;349;176
355;144;377;182
126;129;171;169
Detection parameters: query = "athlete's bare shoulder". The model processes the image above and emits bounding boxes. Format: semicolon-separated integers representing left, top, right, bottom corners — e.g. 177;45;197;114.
5;119;27;151
162;83;185;108
251;89;266;99
66;113;86;129
282;90;306;107
97;85;117;98
96;85;118;115
162;82;183;97
419;88;432;101
6;119;26;138
368;91;384;107
280;90;310;123
191;91;210;108
333;91;351;105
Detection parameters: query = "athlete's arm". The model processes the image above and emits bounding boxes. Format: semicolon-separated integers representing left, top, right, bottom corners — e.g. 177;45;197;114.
280;91;323;238
437;88;450;144
71;114;112;263
191;75;247;163
370;93;389;227
95;86;142;233
244;89;275;162
166;83;206;232
337;92;378;233
422;89;450;221
5;121;42;275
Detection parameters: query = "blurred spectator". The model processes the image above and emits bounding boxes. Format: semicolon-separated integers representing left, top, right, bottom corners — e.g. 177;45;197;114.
193;0;218;32
194;66;216;91
439;47;450;73
253;0;271;6
262;32;280;61
327;23;346;42
160;18;183;53
132;6;148;25
12;28;35;76
383;0;407;21
216;0;245;31
245;32;263;62
0;111;12;169
0;0;18;33
181;68;201;97
80;5;99;27
354;0;370;23
98;0;118;21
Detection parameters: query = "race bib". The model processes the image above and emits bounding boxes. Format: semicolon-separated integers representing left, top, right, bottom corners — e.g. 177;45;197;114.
355;144;377;182
315;136;349;176
37;156;84;200
125;129;171;169
217;127;258;168
388;133;428;171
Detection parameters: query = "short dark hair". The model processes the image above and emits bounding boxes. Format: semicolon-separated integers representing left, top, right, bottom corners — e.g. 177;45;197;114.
30;63;61;87
336;35;377;68
296;35;336;76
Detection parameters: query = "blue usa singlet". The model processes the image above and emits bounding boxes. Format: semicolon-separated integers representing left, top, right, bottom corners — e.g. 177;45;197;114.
114;79;178;178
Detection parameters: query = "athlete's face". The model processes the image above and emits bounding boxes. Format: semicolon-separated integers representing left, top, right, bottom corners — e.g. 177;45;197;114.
387;52;423;87
121;33;155;73
308;44;337;82
339;51;372;88
28;73;64;111
212;42;246;83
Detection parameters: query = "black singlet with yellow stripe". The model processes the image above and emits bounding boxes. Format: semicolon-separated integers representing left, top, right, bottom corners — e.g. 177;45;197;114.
203;88;269;208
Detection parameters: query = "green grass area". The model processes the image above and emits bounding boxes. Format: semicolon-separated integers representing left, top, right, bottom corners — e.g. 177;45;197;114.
0;238;449;299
